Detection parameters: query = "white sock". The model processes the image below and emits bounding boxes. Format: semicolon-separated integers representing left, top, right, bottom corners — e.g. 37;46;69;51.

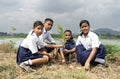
94;58;105;64
28;59;32;65
24;59;32;65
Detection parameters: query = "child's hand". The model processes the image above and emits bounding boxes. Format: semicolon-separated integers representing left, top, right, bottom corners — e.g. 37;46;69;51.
84;62;90;71
59;44;64;48
48;53;53;59
63;49;69;53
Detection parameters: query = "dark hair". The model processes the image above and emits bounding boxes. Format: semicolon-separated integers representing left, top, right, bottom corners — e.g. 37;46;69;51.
79;20;90;27
44;18;54;23
64;30;73;40
33;21;44;28
79;20;90;36
30;21;43;35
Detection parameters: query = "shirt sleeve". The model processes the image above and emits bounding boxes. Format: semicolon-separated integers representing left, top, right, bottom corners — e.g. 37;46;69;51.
76;36;81;46
91;34;100;48
28;37;38;54
47;32;55;43
37;39;47;49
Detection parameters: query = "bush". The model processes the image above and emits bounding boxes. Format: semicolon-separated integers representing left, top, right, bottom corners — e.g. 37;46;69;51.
105;44;120;61
0;40;17;53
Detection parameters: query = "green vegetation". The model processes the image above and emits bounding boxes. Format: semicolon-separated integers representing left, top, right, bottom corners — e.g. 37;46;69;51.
11;26;16;33
0;26;120;79
105;44;120;61
0;42;120;79
57;25;65;43
0;33;27;39
0;40;17;53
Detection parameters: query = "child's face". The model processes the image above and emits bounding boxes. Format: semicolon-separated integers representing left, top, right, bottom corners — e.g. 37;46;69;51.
44;21;53;31
80;22;90;35
65;32;72;41
33;25;43;37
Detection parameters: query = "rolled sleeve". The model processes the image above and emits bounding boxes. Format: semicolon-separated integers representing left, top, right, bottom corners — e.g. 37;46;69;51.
91;34;100;48
47;32;55;43
76;36;81;46
38;39;47;48
28;38;38;54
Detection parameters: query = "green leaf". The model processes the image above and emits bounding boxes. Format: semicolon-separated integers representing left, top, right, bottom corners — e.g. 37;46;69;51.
57;25;65;43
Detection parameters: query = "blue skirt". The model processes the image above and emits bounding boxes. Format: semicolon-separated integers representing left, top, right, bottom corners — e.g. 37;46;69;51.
16;46;43;65
76;44;106;66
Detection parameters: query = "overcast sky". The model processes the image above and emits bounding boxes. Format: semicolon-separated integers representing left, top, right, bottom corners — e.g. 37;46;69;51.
0;0;120;34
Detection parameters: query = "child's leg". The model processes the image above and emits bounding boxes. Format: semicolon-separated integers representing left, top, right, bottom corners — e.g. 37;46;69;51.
31;55;49;65
53;48;58;59
20;55;49;72
59;49;66;63
84;48;97;70
71;52;76;62
76;44;86;64
94;44;106;64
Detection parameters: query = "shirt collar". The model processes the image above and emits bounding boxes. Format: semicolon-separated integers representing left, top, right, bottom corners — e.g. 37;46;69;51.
32;32;39;38
82;31;91;38
43;28;47;34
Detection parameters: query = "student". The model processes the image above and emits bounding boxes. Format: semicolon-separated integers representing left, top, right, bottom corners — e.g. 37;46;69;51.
27;18;57;57
39;18;59;59
39;18;55;43
76;20;106;70
59;30;76;64
17;21;63;72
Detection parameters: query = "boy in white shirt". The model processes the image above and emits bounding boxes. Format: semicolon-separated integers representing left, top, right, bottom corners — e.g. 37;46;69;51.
39;18;55;43
39;18;57;57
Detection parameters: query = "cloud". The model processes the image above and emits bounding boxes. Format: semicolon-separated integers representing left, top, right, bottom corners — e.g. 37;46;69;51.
0;0;21;13
37;0;83;14
0;0;120;33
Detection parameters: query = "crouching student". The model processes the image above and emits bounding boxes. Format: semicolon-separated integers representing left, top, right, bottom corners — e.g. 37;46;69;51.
17;21;63;72
39;18;56;53
76;20;106;70
59;30;76;64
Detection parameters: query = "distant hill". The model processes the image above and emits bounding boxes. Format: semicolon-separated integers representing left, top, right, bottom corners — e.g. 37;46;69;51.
93;28;120;36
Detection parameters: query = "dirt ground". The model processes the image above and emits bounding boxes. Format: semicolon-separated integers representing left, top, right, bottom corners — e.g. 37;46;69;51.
0;53;120;79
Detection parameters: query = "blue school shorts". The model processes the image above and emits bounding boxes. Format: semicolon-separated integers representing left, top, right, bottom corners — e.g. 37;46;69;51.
16;46;43;65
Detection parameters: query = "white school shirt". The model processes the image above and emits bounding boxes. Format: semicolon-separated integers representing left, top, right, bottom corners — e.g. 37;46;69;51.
21;33;47;54
76;31;101;50
39;28;55;43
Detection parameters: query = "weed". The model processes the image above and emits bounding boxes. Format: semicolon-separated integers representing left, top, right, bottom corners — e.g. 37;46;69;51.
105;44;120;61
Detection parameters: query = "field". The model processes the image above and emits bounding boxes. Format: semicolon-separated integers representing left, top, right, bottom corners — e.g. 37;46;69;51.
0;42;120;79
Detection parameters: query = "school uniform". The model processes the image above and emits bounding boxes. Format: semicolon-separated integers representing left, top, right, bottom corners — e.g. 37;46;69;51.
17;32;47;65
59;39;76;61
76;31;106;66
64;39;76;56
39;28;55;53
39;28;55;43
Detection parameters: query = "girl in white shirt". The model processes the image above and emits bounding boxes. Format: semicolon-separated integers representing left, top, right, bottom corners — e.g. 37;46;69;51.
76;20;106;70
28;18;56;56
17;21;63;72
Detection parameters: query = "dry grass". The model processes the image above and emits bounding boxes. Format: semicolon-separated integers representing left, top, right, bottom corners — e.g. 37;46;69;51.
0;43;120;79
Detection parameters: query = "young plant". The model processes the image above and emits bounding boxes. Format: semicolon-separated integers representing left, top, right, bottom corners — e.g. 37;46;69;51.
57;25;65;44
10;26;16;37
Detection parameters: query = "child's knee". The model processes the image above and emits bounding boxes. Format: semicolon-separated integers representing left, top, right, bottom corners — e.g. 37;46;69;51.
43;55;49;62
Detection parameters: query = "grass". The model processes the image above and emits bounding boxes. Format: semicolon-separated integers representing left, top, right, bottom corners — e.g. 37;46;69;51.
0;42;120;79
105;44;120;61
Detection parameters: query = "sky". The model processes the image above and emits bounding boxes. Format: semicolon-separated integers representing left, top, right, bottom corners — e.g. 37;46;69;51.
0;0;120;34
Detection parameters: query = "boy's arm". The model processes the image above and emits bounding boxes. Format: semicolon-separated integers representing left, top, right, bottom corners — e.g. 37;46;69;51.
47;32;55;43
46;44;64;48
63;47;76;54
